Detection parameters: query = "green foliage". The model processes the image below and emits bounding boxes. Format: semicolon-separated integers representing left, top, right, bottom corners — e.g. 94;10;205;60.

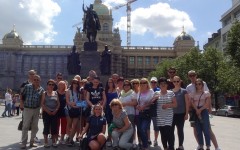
149;47;227;93
226;20;240;68
217;58;240;94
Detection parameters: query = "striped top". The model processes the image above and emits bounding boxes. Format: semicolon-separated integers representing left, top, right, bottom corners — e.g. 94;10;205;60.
156;90;175;126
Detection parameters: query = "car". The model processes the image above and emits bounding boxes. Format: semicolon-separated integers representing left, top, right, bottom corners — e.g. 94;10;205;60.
215;105;240;117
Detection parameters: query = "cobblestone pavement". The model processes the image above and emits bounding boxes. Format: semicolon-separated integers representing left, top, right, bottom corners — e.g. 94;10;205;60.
0;104;240;150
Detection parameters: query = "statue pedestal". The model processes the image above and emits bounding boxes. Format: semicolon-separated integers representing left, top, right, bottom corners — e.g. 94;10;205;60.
84;42;97;51
79;51;101;78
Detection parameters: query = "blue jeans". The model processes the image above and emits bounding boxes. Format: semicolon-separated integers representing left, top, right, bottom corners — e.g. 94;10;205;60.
138;116;151;148
2;103;11;116
195;109;211;147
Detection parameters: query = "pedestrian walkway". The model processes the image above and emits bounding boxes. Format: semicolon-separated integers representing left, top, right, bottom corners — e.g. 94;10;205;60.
0;105;239;149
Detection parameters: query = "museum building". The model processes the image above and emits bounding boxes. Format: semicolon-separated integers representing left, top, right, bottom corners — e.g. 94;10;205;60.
0;0;195;91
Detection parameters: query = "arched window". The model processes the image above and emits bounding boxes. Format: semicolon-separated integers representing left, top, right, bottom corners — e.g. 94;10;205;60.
103;23;109;31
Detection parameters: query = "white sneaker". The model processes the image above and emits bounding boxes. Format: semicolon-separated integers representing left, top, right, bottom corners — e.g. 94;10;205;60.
195;145;200;150
34;137;41;143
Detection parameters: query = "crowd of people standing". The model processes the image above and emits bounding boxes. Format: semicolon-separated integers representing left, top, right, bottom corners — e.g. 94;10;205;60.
1;68;222;150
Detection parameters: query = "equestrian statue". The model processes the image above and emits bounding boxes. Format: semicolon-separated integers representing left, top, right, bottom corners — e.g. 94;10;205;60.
82;3;101;43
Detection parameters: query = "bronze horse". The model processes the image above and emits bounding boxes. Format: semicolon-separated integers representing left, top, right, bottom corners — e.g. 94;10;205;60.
82;4;101;43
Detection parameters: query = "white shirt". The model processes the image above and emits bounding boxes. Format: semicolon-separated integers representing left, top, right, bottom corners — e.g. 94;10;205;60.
5;92;12;105
186;81;209;94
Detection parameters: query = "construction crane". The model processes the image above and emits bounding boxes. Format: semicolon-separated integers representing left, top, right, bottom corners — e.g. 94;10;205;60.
112;0;137;46
72;22;83;28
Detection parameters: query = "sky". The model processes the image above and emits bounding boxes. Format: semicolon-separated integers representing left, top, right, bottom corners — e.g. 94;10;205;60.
0;0;232;49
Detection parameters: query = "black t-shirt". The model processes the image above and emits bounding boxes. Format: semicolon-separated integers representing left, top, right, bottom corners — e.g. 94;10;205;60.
57;91;66;117
88;87;104;105
84;81;103;92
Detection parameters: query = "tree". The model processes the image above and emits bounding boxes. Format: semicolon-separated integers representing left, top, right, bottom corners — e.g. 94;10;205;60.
226;20;240;68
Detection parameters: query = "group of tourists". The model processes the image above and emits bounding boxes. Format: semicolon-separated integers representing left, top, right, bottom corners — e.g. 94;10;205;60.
13;68;221;150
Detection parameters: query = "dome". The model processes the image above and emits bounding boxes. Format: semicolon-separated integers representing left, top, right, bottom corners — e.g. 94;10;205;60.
174;31;194;42
3;28;21;39
93;0;109;15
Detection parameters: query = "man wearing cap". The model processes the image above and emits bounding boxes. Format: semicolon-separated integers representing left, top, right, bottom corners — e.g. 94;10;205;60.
186;70;221;150
20;75;44;149
150;77;160;146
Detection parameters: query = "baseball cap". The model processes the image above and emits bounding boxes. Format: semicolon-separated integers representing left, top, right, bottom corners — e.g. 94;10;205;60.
150;77;157;82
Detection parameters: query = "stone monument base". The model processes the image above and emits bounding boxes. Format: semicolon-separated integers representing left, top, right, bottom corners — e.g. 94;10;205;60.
84;42;97;51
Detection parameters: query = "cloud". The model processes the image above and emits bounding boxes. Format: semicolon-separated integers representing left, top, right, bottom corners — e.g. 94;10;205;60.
103;0;128;9
115;2;195;38
0;0;60;44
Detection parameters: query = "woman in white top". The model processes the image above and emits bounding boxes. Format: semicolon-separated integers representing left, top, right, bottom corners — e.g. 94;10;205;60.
136;78;154;150
2;88;12;117
119;80;137;127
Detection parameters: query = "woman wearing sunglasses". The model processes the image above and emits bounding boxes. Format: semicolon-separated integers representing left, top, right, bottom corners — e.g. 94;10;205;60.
41;79;60;148
190;78;211;150
172;76;189;150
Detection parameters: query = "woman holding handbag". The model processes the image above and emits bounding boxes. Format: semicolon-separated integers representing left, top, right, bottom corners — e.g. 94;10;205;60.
136;78;154;150
66;78;81;146
190;78;211;150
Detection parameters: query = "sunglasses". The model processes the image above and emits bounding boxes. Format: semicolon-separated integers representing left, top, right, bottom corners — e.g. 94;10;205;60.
58;77;62;80
132;83;139;85
173;80;180;83
48;83;55;86
189;74;196;77
151;81;157;84
124;84;130;86
111;104;118;106
34;79;39;81
140;82;147;85
72;82;78;84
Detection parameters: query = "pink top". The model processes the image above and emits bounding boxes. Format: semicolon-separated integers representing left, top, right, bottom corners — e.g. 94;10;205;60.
190;91;210;107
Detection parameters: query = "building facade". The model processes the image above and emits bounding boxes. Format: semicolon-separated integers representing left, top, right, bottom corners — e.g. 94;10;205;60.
204;0;240;51
0;0;195;92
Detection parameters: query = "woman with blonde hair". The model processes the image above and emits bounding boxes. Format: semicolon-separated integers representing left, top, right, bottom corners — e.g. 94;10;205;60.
131;79;141;148
56;81;67;144
136;78;154;150
79;104;106;150
110;99;133;150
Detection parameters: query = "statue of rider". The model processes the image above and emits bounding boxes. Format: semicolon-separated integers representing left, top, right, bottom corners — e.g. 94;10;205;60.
82;3;101;32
